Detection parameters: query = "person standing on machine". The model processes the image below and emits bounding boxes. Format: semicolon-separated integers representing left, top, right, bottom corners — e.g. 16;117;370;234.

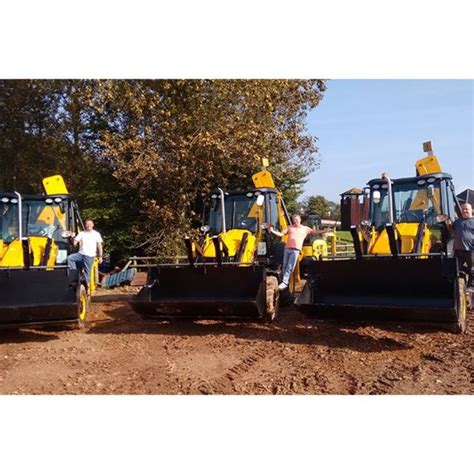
67;218;103;286
453;202;474;286
269;214;327;291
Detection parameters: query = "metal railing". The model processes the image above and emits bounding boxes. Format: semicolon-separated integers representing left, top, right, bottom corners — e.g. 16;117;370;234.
123;255;189;271
123;256;262;270
333;239;355;258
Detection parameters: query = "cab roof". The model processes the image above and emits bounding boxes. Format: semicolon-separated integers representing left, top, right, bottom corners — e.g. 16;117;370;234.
367;172;453;187
210;187;277;196
0;193;75;200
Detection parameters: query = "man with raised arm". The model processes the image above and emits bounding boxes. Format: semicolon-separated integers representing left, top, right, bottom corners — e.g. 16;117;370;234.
269;214;328;291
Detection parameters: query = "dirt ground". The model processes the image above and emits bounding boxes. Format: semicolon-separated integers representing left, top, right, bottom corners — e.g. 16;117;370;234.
0;290;473;395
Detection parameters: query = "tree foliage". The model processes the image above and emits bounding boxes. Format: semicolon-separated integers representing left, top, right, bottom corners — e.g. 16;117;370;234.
0;79;326;260
301;194;341;219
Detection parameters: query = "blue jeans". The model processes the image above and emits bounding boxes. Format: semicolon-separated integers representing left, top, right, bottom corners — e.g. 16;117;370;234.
68;253;95;284
281;248;300;286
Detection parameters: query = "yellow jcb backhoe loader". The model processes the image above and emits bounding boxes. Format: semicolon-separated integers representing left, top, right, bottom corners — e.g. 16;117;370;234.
130;165;302;322
296;142;469;333
0;175;97;328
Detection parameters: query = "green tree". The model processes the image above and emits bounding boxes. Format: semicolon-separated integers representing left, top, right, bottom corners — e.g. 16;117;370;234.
303;195;330;217
0;80;68;191
327;200;341;220
93;79;327;254
0;79;327;259
0;80;135;260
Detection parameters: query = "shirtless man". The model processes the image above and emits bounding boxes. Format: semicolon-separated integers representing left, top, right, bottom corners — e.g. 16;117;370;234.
270;214;328;290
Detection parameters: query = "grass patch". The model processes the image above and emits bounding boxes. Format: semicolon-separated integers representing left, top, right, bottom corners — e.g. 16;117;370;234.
336;230;353;242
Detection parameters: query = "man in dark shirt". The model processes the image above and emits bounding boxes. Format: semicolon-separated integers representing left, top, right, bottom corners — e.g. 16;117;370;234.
453;203;474;285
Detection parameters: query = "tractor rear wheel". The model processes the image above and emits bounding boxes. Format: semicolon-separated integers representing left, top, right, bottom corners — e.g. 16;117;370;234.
263;276;279;323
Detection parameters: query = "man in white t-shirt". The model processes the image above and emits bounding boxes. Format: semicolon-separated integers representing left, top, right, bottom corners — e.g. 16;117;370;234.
67;218;103;286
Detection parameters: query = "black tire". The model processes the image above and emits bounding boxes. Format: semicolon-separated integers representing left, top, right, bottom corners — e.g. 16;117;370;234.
453;276;468;334
77;284;89;331
263;276;279;323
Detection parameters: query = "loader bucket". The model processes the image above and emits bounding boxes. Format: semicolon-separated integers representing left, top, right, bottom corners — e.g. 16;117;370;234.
0;268;81;327
130;264;266;319
296;256;460;326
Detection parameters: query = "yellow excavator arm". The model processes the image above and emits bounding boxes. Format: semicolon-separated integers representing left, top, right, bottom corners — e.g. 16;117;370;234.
415;154;441;176
42;175;69;195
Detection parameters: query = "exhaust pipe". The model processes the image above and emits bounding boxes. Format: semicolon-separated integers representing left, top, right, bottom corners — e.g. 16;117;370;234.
14;191;23;240
218;187;226;234
381;173;394;224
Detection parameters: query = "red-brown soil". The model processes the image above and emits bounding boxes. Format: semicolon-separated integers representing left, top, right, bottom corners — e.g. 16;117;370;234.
1;290;472;395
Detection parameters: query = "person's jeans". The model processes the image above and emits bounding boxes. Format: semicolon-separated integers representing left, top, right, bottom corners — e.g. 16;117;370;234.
281;248;300;286
68;253;95;284
455;250;474;285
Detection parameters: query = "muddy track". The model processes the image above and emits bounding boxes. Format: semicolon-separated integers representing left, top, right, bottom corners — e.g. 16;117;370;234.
0;298;473;395
191;347;271;394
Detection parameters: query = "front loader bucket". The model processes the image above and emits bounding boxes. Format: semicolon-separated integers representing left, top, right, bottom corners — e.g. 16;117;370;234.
0;268;81;327
130;265;266;319
296;256;459;327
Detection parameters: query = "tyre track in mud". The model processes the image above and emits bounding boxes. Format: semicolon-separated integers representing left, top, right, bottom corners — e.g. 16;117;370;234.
350;322;474;395
1;300;473;395
190;346;272;394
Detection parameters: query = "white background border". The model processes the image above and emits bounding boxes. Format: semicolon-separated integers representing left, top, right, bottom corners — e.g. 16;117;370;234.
1;1;473;472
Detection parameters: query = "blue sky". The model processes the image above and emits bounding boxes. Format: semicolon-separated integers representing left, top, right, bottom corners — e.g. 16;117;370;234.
303;80;473;202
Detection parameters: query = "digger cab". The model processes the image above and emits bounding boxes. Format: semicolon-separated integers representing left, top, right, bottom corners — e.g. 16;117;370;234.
28;195;78;258
368;173;458;239
0;188;88;328
352;173;460;257
197;187;290;266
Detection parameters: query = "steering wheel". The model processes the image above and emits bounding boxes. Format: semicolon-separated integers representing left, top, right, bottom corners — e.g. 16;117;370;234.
400;211;421;223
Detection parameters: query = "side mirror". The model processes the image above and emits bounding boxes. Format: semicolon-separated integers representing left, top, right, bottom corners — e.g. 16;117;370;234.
372;190;381;204
200;225;210;234
256;195;265;207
